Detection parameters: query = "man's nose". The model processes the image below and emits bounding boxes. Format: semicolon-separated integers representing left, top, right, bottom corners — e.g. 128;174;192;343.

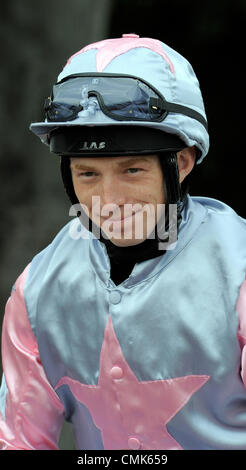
100;176;126;207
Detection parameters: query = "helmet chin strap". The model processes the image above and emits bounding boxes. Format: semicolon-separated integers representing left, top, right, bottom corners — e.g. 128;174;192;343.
60;156;78;205
158;152;187;238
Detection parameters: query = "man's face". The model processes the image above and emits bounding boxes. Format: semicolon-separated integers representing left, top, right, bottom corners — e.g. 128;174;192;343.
70;155;165;247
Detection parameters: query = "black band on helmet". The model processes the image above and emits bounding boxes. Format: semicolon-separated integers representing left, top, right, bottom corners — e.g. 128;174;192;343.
50;125;185;157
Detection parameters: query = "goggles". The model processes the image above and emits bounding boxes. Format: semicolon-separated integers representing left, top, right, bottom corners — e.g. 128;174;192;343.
44;73;208;130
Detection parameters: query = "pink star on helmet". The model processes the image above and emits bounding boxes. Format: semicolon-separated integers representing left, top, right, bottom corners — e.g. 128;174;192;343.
65;34;175;74
55;316;209;450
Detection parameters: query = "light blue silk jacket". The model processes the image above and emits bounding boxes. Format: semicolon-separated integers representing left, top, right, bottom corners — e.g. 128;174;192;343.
1;195;246;450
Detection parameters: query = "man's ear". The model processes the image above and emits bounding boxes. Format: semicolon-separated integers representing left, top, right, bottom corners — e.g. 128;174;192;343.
177;146;196;183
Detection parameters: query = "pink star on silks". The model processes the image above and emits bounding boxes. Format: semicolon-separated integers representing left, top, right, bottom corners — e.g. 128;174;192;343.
66;35;175;74
55;316;209;450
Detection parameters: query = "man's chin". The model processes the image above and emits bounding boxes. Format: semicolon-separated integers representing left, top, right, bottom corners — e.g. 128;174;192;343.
111;238;147;247
101;232;148;247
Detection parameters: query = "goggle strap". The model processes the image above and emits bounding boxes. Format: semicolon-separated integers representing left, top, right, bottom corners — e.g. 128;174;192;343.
163;101;208;130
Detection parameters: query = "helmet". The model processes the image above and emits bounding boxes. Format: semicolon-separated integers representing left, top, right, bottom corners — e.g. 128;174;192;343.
30;33;208;160
30;34;209;222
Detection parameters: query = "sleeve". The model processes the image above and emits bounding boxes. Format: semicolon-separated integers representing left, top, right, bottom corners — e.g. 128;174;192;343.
0;265;65;450
237;276;246;388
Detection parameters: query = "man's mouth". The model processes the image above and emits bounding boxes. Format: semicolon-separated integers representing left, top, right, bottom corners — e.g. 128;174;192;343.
102;209;143;223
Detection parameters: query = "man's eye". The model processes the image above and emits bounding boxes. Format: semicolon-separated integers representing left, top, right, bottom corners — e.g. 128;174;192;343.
126;168;142;174
79;171;96;177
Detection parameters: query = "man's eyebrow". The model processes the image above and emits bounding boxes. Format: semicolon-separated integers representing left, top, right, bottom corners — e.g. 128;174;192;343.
71;162;98;171
117;157;153;168
71;157;153;171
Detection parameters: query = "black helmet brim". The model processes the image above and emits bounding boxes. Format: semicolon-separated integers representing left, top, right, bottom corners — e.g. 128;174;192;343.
50;125;185;157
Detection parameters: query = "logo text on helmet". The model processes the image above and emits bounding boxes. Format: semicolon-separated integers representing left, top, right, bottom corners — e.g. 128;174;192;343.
80;141;106;151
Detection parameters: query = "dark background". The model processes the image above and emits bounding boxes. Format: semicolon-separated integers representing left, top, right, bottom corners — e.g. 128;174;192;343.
0;0;245;449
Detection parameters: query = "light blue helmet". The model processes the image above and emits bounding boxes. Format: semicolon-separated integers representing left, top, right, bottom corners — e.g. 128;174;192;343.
30;33;209;163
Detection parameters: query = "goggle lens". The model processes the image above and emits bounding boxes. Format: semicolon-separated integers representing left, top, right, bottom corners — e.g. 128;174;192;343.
45;75;167;123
